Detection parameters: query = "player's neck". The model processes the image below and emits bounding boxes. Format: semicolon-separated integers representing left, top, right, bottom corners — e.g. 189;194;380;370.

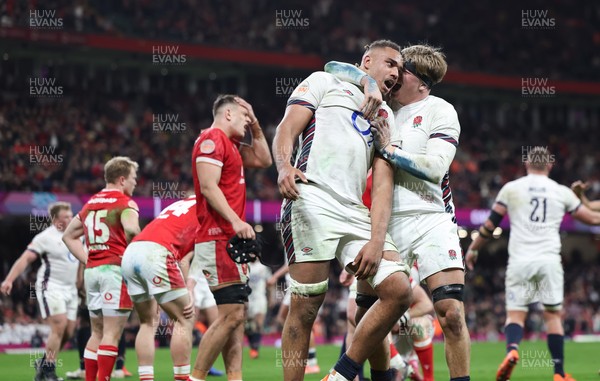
400;92;429;107
105;184;125;193
527;169;549;176
211;122;233;139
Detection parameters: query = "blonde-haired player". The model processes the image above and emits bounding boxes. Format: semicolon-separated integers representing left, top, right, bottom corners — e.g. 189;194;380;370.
2;202;78;381
63;156;140;381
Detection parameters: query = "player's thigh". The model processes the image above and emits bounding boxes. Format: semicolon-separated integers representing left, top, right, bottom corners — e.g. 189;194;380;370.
45;312;69;333
412;213;464;282
539;260;564;308
36;285;68;320
194;240;249;288
160;292;193;323
194;276;217;310
102;314;129;340
280;185;351;265
134;298;158;325
505;262;534;312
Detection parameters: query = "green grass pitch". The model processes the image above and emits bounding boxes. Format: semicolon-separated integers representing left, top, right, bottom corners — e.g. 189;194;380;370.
1;341;597;380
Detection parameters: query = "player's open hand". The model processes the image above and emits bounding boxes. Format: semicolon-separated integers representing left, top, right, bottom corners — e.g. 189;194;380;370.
277;164;308;200
370;117;391;152
465;249;478;271
360;76;383;121
233;219;256;240
0;280;12;295
352;240;383;280
570;180;588;197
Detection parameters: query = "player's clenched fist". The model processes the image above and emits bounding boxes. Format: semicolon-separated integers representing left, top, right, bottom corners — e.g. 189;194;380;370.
232;219;256;240
277;164;307;200
0;280;12;295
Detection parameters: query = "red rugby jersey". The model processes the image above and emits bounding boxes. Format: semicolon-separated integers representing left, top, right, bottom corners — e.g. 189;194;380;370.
133;196;197;260
78;189;138;268
192;128;246;242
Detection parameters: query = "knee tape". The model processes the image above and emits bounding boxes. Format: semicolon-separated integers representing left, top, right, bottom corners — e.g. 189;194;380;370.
431;283;464;303
288;278;328;296
370;259;410;289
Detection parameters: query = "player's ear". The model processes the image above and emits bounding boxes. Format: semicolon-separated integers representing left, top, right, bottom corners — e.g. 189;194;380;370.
362;54;371;70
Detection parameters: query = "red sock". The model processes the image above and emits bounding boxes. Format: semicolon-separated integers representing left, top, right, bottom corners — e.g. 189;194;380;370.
389;342;399;358
97;345;119;381
84;348;98;381
415;343;434;381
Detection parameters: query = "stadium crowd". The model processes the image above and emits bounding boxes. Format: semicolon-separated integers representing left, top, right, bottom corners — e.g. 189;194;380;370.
1;87;599;208
1;0;599;80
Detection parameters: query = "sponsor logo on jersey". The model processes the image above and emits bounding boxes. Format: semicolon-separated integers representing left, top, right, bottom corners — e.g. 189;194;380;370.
152;276;162;285
200;139;216;154
343;89;354;96
104;292;113;301
301;247;313;254
413;115;423;128
291;82;309;97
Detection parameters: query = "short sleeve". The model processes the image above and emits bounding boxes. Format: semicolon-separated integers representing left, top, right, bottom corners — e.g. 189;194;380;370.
194;130;227;168
562;186;582;214
287;71;332;112
27;233;45;256
495;183;511;208
429;103;460;147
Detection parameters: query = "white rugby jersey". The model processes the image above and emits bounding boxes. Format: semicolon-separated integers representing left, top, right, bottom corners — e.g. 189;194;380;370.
496;174;581;263
390;95;460;217
288;71;395;205
27;225;78;289
248;261;271;300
